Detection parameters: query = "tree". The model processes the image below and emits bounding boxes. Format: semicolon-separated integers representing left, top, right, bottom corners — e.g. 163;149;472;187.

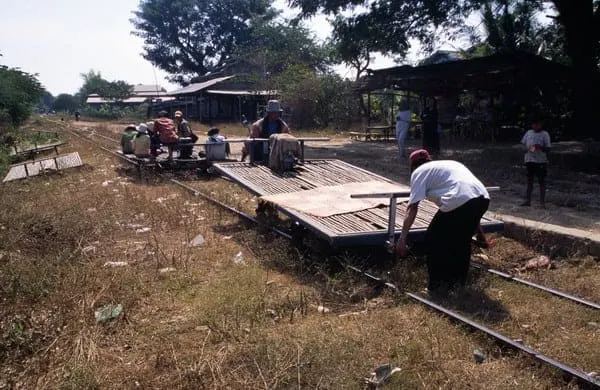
231;19;332;88
477;1;545;54
329;16;376;81
0;57;44;131
76;70;133;103
52;94;79;113
551;0;599;138
131;0;275;84
292;0;599;138
38;91;54;112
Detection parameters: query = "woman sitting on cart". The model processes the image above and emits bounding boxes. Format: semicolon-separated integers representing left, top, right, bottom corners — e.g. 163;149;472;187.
205;127;231;160
241;100;290;162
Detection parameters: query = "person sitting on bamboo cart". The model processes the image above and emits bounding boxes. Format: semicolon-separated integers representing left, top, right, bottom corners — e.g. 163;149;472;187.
174;110;198;159
205;127;231;161
121;124;138;154
132;123;151;158
241;100;290;162
153;110;179;159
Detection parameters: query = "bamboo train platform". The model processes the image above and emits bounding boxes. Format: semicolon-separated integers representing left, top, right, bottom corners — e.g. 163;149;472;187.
214;159;504;247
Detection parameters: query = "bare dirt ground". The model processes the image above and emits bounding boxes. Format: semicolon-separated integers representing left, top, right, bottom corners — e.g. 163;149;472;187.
303;137;600;235
2;119;596;389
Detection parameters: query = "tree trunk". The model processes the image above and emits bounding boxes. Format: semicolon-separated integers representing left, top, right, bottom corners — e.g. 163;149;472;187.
357;94;368;117
553;0;599;139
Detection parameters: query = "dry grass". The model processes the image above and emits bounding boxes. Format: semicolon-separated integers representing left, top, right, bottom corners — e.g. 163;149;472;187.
0;118;598;389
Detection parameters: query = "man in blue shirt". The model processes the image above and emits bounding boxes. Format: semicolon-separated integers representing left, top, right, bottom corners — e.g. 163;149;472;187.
242;100;291;162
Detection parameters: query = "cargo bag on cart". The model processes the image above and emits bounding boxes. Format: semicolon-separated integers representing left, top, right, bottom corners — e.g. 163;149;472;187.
269;134;299;172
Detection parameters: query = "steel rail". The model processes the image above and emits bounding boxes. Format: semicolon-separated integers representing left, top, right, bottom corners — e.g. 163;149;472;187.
169;179;292;240
86;132;120;144
471;262;600;311
65;125;600;389
338;260;599;389
71;128;291;239
406;292;599;389
70;126;600;309
71;126;600;310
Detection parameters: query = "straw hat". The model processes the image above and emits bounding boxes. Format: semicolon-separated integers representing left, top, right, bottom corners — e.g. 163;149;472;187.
137;123;148;134
266;100;281;113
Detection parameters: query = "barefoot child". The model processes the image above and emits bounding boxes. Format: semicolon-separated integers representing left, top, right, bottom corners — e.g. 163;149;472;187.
520;116;551;207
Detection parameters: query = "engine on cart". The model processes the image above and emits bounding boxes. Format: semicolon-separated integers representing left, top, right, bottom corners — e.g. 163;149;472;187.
268;133;300;172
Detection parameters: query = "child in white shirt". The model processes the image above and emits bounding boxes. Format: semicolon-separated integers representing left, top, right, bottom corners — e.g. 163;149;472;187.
520;116;551;207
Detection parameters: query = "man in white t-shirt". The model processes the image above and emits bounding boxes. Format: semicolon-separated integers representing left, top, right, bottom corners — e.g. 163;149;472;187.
396;149;491;295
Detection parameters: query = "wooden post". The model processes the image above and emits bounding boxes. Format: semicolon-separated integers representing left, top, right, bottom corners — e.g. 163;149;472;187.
367;93;372;127
207;95;212;125
299;140;305;164
386;196;397;253
391;92;395;128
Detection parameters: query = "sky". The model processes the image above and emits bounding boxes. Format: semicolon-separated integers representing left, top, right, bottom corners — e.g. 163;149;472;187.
0;0;426;96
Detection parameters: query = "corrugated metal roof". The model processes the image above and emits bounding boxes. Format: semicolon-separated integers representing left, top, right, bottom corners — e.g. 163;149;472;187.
205;89;277;96
86;96;111;104
133;84;165;93
152;97;176;102
134;91;170;97
169;75;235;95
86;96;169;104
122;97;150;104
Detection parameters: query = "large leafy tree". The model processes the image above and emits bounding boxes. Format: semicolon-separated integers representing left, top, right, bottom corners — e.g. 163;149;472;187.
52;94;79;113
232;20;332;87
329;16;377;81
38;91;55;112
0;57;44;131
131;0;274;84
76;70;133;103
477;0;545;54
292;0;599;137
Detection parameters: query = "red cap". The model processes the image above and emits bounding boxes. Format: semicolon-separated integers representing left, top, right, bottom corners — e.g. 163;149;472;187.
409;149;431;164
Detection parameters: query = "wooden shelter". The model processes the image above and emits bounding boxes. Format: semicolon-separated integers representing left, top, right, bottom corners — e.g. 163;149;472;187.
149;75;277;122
355;52;574;141
355;52;572;95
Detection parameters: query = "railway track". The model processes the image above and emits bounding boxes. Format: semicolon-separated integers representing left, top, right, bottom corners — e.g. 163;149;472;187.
67;125;600;389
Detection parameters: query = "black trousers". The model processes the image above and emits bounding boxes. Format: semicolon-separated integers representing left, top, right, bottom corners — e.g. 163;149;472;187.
425;196;490;293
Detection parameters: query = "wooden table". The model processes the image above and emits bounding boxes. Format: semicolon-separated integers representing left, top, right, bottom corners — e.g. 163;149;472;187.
350;126;394;141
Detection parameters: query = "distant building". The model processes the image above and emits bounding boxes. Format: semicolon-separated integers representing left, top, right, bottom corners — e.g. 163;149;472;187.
131;84;169;97
85;84;173;108
148;75;277;122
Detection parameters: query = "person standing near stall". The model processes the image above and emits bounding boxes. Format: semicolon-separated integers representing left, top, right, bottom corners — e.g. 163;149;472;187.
395;100;412;158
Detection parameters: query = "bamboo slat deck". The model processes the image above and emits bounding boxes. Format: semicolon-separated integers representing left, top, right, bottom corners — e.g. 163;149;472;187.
3;152;82;182
214;159;503;246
